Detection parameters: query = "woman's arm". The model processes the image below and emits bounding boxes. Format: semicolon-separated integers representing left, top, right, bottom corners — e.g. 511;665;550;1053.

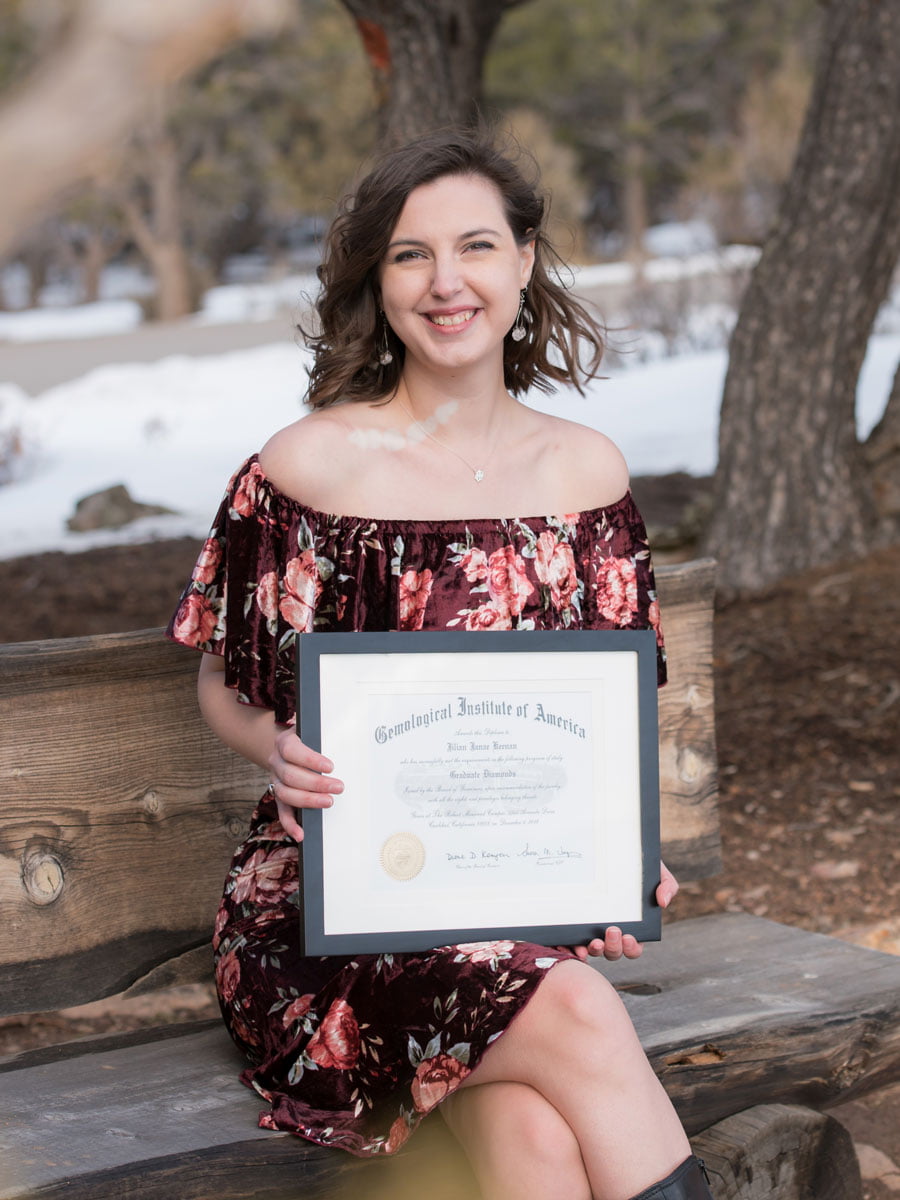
198;653;343;841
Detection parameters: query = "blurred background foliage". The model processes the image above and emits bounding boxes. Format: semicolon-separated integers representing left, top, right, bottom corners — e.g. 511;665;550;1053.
0;0;818;316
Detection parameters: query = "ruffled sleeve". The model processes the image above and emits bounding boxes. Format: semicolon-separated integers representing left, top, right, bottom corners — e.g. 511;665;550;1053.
579;493;667;687
165;456;313;724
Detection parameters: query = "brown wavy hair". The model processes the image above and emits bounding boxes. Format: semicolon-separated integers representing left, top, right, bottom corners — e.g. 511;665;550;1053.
303;127;604;409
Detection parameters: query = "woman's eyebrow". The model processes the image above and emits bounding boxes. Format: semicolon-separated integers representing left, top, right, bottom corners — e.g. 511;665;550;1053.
385;228;504;251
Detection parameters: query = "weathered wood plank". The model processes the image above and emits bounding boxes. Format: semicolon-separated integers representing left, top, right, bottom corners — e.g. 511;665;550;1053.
655;559;720;879
0;559;718;1018
690;1104;862;1200
598;913;900;1132
2;914;898;1200
0;632;266;1016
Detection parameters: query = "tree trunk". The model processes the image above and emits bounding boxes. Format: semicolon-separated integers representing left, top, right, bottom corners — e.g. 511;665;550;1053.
120;95;194;322
620;9;649;269
78;227;117;304
25;255;49;310
864;359;900;539
621;100;649;268
148;121;193;321
340;0;528;146
703;0;900;598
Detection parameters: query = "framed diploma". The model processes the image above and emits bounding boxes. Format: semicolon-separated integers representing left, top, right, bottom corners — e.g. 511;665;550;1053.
296;629;661;955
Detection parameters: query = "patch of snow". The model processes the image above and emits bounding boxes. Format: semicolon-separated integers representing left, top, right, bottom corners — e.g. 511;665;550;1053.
643;219;719;258
572;244;760;290
196;274;319;325
0;300;143;343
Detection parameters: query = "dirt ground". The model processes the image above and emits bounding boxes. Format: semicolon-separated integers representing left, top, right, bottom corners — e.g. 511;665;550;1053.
1;530;898;1196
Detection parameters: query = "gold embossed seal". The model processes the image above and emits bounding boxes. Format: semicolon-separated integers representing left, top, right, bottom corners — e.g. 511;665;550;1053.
380;832;425;882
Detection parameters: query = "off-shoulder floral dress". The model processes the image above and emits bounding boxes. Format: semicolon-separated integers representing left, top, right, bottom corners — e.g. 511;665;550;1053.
166;455;666;1157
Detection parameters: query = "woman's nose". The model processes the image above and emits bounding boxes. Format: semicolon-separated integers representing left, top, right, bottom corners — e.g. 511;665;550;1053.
430;255;462;297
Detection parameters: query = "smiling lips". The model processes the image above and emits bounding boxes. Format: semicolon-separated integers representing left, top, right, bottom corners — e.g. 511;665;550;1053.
426;308;477;329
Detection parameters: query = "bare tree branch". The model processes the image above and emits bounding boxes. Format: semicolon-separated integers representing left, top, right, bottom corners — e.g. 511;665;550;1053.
0;0;291;257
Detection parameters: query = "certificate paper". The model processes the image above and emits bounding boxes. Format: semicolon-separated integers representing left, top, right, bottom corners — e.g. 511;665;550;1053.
297;630;661;955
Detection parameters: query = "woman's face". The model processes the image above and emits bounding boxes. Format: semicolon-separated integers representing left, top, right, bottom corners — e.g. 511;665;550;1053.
378;173;534;379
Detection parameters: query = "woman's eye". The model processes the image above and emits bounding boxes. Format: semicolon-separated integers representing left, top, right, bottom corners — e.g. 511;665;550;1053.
392;249;425;263
465;240;494;252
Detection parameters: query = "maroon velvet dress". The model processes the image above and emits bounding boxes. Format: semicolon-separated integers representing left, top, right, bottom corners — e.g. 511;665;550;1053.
166;455;666;1157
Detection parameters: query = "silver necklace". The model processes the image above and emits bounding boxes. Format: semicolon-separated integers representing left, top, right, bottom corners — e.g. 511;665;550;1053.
397;398;499;483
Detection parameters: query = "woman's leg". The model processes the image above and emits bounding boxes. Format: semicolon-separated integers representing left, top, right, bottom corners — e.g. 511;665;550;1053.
454;959;692;1200
441;1080;592;1200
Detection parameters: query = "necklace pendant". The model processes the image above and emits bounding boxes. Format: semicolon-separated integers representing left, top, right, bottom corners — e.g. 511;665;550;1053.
473;469;485;483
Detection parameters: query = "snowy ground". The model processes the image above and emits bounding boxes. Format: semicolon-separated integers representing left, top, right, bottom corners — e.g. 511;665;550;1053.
0;256;896;562
0;329;896;563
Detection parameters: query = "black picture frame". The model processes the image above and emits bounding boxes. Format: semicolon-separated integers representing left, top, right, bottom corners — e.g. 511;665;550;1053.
296;629;661;955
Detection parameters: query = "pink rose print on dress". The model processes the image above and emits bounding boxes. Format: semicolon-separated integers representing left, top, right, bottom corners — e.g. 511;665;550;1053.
399;568;433;630
229;458;264;516
255;570;279;622
411;1053;470;1113
487;546;533;616
460;547;489;583
170;592;219;646
230;1010;261;1050
534;532;578;612
454;940;516;965
216;950;241;1003
212;904;229;951
384;1116;413;1153
280;550;320;632
191;537;222;585
231;461;266;517
306;999;361;1070
231;846;297;905
465;604;513;631
282;994;316;1029
648;598;664;646
596;556;638;624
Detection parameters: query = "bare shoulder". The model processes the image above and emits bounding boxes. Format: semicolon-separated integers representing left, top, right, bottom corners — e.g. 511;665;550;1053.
528;410;630;509
258;409;357;505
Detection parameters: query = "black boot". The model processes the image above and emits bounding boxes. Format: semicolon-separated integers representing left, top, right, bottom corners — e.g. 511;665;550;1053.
629;1155;713;1199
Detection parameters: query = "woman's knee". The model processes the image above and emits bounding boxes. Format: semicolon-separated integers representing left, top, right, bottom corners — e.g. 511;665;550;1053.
530;960;636;1040
442;1081;588;1187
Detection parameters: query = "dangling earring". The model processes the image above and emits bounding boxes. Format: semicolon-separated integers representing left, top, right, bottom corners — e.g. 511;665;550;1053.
511;288;527;342
377;311;394;365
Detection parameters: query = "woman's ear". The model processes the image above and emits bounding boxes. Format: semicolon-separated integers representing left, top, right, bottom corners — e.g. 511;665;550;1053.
519;235;536;287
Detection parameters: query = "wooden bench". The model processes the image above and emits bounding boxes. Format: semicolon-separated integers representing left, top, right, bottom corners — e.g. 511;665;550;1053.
2;558;899;1199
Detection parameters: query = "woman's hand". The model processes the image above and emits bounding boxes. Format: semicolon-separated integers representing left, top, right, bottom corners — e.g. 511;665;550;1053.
268;722;344;842
567;862;679;962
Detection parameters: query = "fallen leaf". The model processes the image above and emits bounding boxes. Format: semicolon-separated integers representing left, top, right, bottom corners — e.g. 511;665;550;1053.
811;860;860;880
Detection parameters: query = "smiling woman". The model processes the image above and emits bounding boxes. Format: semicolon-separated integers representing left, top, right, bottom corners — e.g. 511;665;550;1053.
303;131;604;410
166;128;713;1200
378;174;533;388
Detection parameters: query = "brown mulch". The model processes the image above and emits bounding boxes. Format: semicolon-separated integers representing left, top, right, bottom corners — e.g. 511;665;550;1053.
1;533;898;1195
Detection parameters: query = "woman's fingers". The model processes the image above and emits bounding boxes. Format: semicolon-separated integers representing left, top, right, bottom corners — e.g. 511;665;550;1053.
274;794;305;842
278;759;343;801
584;928;644;961
267;727;344;842
657;860;679;908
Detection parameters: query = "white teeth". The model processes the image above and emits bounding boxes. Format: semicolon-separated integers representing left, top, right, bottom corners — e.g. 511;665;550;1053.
430;310;474;327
